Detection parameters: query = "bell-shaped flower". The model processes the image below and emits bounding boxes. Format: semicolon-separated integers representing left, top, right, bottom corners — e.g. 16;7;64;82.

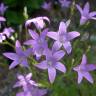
25;16;50;29
76;2;96;25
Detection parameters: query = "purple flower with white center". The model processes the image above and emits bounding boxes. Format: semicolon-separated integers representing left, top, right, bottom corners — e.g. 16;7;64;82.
73;54;96;84
14;73;38;89
3;27;14;38
24;29;48;58
47;20;80;54
0;16;6;22
0;33;6;43
59;0;71;8
25;16;50;29
35;45;66;83
0;3;8;15
14;73;47;96
3;40;31;69
41;2;52;11
76;2;96;25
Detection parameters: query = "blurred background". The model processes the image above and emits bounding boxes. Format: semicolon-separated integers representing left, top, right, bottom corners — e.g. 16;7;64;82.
0;0;96;96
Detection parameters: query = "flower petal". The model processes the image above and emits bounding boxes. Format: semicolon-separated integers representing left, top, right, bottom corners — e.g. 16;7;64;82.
63;41;72;54
83;72;93;84
80;16;88;25
29;29;39;39
86;64;96;71
52;41;62;52
0;16;6;21
15;40;24;55
9;61;19;69
83;2;90;15
48;67;56;83
26;73;32;80
3;53;18;60
24;40;35;46
59;21;67;34
76;4;83;14
21;59;29;67
77;72;83;84
68;31;80;40
13;81;21;88
47;32;58;40
89;11;96;18
53;50;65;60
55;62;66;73
81;54;87;65
35;60;48;70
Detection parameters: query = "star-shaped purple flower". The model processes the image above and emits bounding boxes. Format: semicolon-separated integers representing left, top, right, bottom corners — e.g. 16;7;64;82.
24;29;48;58
35;45;66;83
14;73;38;89
73;54;96;84
47;20;80;54
25;16;50;29
59;0;71;8
41;2;52;11
3;40;31;69
14;73;47;96
76;2;96;25
0;3;8;15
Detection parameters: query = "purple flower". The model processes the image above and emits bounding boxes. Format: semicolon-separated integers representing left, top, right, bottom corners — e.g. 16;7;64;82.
0;16;6;22
35;45;66;83
76;2;96;25
0;3;8;15
14;73;38;89
24;29;48;58
14;73;47;96
73;54;96;84
59;0;71;8
16;87;47;96
41;2;52;11
3;40;31;69
0;33;6;43
3;27;14;38
47;20;80;54
25;16;50;29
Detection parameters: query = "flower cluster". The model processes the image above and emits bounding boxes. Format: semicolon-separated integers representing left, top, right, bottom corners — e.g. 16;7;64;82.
0;3;14;43
2;1;96;96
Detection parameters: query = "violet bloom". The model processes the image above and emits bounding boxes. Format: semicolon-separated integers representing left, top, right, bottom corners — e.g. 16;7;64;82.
41;2;52;11
24;29;48;58
76;2;96;25
16;87;47;96
35;45;66;83
0;16;6;22
73;54;96;84
14;73;38;89
25;16;50;30
0;3;8;15
14;73;47;96
0;33;6;43
3;27;14;38
3;40;31;69
47;20;80;54
59;0;71;8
